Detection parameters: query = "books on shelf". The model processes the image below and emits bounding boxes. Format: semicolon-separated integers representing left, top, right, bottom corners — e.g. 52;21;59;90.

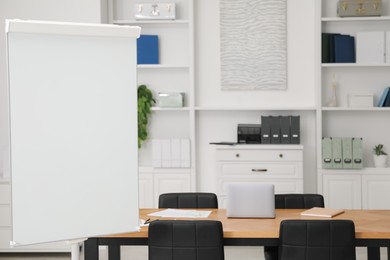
322;33;355;63
356;31;385;64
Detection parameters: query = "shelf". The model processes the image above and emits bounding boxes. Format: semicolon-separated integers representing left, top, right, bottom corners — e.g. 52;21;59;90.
322;107;390;111
195;106;316;111
138;166;191;174
114;19;189;25
151;107;190;111
322;63;390;67
321;167;390;174
322;16;390;22
137;64;189;69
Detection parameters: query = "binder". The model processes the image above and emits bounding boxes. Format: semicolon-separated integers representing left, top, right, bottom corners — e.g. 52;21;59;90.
333;35;355;63
377;87;390;107
137;34;159;64
290;116;300;144
270;116;281;144
322;137;333;169
332;137;343;168
356;31;385;64
384;89;390;107
280;116;291;144
161;139;171;168
171;139;181;168
342;138;353;169
387;31;390;64
261;116;271;144
352;138;363;169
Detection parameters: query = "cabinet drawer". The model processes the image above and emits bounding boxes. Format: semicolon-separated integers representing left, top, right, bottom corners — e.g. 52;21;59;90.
0;184;10;204
216;149;302;162
219;180;303;197
219;162;302;179
0;206;11;227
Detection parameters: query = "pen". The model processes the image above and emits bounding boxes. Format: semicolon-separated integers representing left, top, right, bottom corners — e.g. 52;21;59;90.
145;219;159;224
144;218;150;224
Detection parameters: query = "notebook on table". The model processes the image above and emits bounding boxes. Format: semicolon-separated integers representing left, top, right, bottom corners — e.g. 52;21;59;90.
226;183;275;218
300;207;345;218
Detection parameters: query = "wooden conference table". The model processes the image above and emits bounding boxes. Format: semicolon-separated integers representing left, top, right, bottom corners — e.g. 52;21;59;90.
84;208;390;260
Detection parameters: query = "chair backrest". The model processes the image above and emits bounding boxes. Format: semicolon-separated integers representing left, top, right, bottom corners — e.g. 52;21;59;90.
148;220;225;260
158;192;218;208
275;194;324;209
279;219;356;260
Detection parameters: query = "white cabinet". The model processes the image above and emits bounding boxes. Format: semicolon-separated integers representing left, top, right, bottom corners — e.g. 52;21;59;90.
215;145;303;208
138;168;191;208
317;0;390;208
321;169;390;209
111;0;195;193
322;173;361;209
362;174;390;209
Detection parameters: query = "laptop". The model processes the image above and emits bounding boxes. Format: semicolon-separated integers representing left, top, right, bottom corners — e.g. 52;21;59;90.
226;183;275;218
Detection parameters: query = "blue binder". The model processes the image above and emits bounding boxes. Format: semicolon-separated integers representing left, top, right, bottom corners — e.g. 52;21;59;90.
137;35;159;64
333;35;355;63
378;87;390;107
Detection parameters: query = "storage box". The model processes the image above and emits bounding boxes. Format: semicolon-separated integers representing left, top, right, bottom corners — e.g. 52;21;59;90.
158;92;184;107
348;94;374;107
134;3;176;20
337;0;382;17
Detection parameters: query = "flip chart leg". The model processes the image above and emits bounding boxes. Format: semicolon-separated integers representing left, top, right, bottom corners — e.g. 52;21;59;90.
71;243;80;260
367;247;380;260
84;238;99;260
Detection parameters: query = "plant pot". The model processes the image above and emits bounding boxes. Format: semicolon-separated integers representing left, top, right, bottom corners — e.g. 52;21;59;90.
373;154;388;168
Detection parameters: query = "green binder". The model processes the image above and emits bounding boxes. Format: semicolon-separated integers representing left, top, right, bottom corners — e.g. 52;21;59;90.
322;137;333;169
342;138;353;169
332;137;343;169
352;138;363;169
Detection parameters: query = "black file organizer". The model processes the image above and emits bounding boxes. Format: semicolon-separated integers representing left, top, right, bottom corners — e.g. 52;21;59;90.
259;115;300;145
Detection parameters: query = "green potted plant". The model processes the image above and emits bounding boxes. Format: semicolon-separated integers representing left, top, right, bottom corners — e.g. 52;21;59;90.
138;85;155;148
373;144;388;168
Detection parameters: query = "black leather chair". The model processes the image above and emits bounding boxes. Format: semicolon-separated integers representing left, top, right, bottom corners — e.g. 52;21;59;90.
264;194;325;260
158;192;218;208
275;194;325;209
148;220;225;260
279;219;356;260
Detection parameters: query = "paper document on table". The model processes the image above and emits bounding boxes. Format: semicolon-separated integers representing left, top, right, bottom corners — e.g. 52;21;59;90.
147;209;211;218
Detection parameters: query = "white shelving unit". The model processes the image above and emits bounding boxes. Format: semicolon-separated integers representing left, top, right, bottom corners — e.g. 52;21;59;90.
110;0;195;207
317;0;390;209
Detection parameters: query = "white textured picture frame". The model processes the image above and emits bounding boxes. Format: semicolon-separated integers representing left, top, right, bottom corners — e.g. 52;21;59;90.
220;0;287;90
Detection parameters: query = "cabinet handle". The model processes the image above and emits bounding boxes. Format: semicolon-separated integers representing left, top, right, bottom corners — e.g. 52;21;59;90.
236;154;240;158
279;154;283;158
251;169;268;172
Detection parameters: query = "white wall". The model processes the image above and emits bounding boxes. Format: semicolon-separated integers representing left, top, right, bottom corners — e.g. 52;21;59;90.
195;0;316;108
195;0;318;192
0;0;107;177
